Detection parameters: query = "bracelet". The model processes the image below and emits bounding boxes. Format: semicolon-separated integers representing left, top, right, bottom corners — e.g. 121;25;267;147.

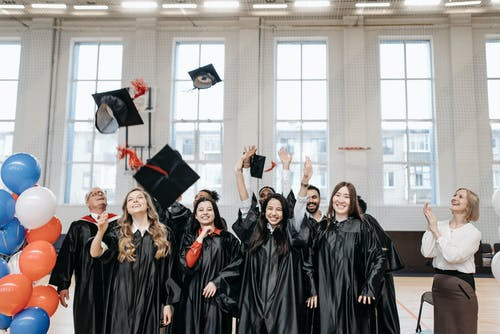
301;182;309;188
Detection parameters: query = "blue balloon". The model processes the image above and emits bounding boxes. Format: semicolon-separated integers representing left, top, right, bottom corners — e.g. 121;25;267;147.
10;307;50;334
0;313;12;330
0;153;41;195
0;189;15;227
0;258;9;279
0;218;25;256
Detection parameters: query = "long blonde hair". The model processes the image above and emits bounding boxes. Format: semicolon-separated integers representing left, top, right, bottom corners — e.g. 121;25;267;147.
117;188;170;262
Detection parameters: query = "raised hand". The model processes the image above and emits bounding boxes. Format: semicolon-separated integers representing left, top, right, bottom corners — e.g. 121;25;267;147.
278;147;293;170
243;145;257;168
423;203;438;232
302;156;313;183
96;212;109;233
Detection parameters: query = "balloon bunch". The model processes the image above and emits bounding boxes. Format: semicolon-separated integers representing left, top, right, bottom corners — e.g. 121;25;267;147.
0;153;60;334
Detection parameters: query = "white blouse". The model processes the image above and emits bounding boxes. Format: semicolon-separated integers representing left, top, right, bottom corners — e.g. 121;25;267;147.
421;220;481;274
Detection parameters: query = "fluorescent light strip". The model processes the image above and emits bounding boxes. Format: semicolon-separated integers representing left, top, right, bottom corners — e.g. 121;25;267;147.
122;1;158;8
162;3;197;8
253;3;288;8
0;4;25;9
444;0;480;5
74;5;109;10
31;3;67;9
294;0;330;7
355;2;390;7
204;1;239;8
405;0;441;5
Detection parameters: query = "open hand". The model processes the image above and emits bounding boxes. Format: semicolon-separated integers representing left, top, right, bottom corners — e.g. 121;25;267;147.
202;281;217;298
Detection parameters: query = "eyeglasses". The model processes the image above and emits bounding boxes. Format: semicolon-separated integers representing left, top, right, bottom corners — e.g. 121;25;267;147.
88;190;106;198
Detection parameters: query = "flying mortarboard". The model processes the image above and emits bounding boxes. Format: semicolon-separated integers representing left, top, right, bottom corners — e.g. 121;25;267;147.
133;144;200;208
250;154;277;179
188;64;222;89
92;88;144;134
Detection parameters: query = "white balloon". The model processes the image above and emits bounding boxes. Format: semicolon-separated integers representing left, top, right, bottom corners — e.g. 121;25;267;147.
7;250;21;274
15;186;56;229
492;189;500;217
492;253;500;284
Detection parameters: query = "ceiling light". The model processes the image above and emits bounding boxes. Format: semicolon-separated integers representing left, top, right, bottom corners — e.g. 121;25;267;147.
405;0;441;5
122;1;158;8
355;2;390;7
253;3;288;8
0;4;25;9
203;1;239;8
294;0;330;7
31;3;67;9
162;2;197;8
444;0;480;5
73;4;109;9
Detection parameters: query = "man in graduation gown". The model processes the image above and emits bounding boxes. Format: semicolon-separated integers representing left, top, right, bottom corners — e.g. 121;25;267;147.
49;187;119;334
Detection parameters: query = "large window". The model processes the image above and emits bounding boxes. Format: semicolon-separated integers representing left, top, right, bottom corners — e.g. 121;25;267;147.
65;42;123;204
275;41;328;197
486;40;500;190
171;42;224;201
379;40;436;204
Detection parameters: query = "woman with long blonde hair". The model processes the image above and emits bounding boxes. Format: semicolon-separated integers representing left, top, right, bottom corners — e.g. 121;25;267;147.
90;187;179;334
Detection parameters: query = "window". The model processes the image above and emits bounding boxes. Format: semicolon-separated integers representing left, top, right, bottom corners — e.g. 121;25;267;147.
486;40;500;190
65;42;123;204
275;41;328;197
384;171;395;188
171;42;224;201
380;40;436;204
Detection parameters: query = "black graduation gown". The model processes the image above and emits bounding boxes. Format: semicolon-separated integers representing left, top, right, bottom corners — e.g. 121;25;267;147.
234;206;315;334
179;229;243;334
314;217;386;334
100;224;180;334
363;213;405;334
49;214;118;334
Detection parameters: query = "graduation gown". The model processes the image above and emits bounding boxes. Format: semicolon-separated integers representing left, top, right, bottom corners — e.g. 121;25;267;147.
314;217;385;334
100;224;180;334
363;213;404;334
179;229;243;334
49;214;118;334
234;205;315;334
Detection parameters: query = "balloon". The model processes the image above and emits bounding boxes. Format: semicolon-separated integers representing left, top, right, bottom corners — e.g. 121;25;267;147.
0;189;15;227
10;307;50;334
0;218;25;256
0;313;11;330
0;258;9;279
26;286;59;317
0;274;32;316
0;153;40;195
492;252;500;284
8;251;21;274
26;217;62;244
19;241;56;281
15;187;56;230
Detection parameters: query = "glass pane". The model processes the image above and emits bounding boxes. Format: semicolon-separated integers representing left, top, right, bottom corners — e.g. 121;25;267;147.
488;80;500;119
72;81;96;121
98;44;123;80
486;41;500;78
310;163;328;192
383;163;407;205
94;131;118;163
381;80;406;119
175;43;199;80
274;163;301;195
181;182;196;206
199;83;223;120
0;43;21;80
302;43;327;80
302;122;327;162
96;80;122;93
379;42;404;79
75;43;98;80
173;122;195;160
70;122;93;162
276;122;301;158
0;122;14;161
200;43;225;79
277;43;301;80
0;81;18;120
407;80;432;119
491;123;500;161
174;81;198;120
198;163;222;192
199;123;222;161
302;81;327;120
408;121;433;163
66;163;91;204
276;81;301;120
408;165;433;204
93;164;117;204
406;42;431;79
493;164;500;190
382;122;406;162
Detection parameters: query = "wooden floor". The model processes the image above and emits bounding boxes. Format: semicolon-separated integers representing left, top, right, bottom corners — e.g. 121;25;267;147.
47;276;500;333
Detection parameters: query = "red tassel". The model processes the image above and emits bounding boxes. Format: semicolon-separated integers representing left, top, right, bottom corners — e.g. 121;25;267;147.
264;160;277;173
117;146;144;170
131;78;148;100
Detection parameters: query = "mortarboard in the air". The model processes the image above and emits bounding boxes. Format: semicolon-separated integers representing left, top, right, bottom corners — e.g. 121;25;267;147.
133;144;200;208
188;64;222;89
250;154;277;179
92;88;144;134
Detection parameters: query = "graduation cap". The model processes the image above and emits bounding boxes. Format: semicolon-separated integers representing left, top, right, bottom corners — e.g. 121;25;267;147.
250;154;277;179
188;64;222;89
133;144;200;208
92;88;144;134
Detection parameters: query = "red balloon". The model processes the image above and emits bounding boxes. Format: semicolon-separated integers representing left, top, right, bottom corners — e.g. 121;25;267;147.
26;217;62;244
0;274;33;316
19;241;56;281
26;285;59;316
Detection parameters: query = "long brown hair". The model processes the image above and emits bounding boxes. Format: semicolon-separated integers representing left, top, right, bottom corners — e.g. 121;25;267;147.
326;182;362;222
117;188;170;262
